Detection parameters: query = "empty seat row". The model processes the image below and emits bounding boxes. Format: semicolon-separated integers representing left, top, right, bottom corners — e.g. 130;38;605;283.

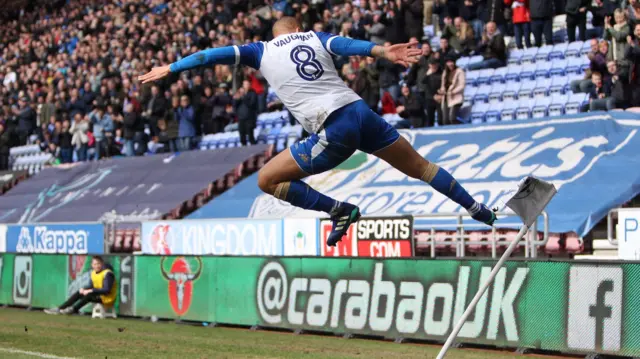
199;125;304;153
464;75;584;105
469;93;589;123
465;59;588;87
256;110;289;129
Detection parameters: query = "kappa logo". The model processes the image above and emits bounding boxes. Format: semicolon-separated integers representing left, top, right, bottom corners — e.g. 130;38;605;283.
161;257;203;316
149;224;172;255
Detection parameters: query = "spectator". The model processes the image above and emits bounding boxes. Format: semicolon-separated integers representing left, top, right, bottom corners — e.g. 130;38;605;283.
506;0;532;49
608;60;630;109
588;72;612;111
484;0;507;33
176;95;196;152
589;0;613;39
422;58;444;127
443;17;477;56
67;89;87;119
467;22;507;70
206;84;232;135
435;37;459;68
529;0;555;46
394;84;427;128
142;85;167;137
571;39;604;93
366;14;386;45
565;0;589;42
406;42;434;99
352;57;381;112
89;102;114;160
440;55;465;126
44;256;117;315
121;103;145;156
402;0;425;40
460;0;484;40
376;43;405;102
38;93;56;130
58;120;73;164
604;10;630;67
14;96;36;145
626;24;640;106
70;114;90;162
233;80;258;146
0;123;10;171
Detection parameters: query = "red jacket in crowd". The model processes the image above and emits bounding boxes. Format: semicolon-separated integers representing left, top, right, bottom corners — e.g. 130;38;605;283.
504;0;530;24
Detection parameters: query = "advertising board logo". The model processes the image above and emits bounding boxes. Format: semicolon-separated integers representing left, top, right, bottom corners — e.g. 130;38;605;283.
13;255;32;305
119;256;134;314
16;226;89;254
149;224;172;255
161;257;202;316
567;266;622;351
256;261;528;341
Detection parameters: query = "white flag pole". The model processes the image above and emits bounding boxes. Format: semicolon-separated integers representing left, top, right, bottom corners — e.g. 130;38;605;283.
437;176;556;359
435;225;528;359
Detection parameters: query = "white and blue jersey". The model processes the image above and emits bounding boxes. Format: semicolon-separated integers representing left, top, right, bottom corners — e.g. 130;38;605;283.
169;31;400;174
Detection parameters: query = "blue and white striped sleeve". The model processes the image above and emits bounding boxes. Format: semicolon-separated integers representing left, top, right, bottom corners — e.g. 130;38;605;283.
169;42;265;72
315;32;376;57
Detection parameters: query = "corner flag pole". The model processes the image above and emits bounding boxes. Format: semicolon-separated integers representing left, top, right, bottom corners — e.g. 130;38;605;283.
436;177;557;359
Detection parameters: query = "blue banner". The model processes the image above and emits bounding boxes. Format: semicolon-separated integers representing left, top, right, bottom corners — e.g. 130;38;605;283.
6;223;105;254
141;219;284;256
0;145;268;223
189;112;640;236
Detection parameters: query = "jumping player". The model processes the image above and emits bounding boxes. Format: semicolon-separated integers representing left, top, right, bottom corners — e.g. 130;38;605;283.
139;17;497;247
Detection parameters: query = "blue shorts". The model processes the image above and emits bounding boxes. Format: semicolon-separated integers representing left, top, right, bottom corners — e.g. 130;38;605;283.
290;100;400;174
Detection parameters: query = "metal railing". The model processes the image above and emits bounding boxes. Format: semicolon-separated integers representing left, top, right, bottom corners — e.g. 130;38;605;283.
413;211;549;259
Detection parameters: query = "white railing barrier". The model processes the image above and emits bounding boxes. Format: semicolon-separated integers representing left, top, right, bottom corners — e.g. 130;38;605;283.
413;211;549;259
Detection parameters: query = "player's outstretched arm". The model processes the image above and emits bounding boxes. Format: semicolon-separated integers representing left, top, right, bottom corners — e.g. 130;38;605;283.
138;46;240;84
317;32;421;67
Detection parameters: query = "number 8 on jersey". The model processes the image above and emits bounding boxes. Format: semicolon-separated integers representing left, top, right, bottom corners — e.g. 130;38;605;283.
290;45;324;81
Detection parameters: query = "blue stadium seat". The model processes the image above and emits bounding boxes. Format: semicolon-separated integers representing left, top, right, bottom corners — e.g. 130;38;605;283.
549;58;568;77
519;64;535;81
518;80;536;99
466;70;480;87
476;68;495;85
488;84;504;103
456;56;470;69
553;28;568;44
505;64;523;82
565;41;584;58
549;43;568;60
424;25;435;38
535;62;552;79
549;76;569;95
565;73;584;93
267;127;281;145
565;57;584;75
533;78;551;97
516;99;535;120
490;67;508;84
508;49;525;65
287;125;303;148
468;55;484;66
464;86;478;104
276;126;291;152
473;84;492;103
580;57;590;72
549;94;568;116
532;97;551;118
521;47;539;64
257;127;270;144
471;102;491;124
485;102;503;123
502;82;520;101
500;100;518;121
565;93;588;114
580;41;592;56
535;45;554;62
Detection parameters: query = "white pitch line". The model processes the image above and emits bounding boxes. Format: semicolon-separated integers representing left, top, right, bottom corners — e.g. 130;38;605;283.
0;347;76;359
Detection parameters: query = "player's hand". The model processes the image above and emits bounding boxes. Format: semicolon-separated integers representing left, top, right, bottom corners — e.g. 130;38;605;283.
378;41;422;67
138;65;171;84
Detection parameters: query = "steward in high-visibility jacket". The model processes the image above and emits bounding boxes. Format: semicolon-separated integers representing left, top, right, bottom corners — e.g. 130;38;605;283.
90;261;117;307
43;256;118;315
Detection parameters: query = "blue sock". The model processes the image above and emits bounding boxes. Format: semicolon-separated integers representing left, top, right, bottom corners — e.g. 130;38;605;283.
282;180;337;214
429;168;476;210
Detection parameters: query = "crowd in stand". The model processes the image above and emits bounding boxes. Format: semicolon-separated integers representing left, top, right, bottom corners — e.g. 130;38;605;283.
2;0;640;168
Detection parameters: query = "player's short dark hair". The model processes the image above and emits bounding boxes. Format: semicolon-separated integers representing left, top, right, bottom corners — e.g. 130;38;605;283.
91;256;104;264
